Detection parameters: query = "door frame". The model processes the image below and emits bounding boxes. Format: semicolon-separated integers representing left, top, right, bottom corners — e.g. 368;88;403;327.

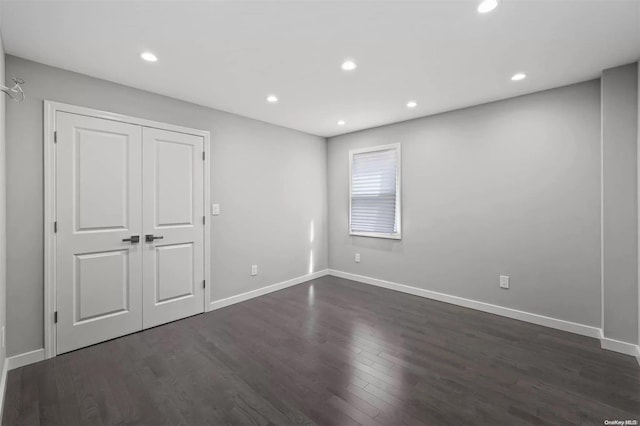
44;100;211;359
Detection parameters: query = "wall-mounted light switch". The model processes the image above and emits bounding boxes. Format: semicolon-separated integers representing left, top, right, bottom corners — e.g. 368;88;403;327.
212;204;220;215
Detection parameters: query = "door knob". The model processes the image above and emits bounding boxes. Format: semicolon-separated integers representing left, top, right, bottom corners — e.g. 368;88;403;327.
145;234;164;242
122;235;140;243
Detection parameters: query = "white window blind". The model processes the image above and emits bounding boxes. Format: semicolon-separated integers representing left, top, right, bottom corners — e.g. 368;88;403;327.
349;144;401;239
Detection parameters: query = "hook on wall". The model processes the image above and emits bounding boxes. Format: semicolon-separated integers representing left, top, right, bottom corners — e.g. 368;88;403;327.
1;77;25;103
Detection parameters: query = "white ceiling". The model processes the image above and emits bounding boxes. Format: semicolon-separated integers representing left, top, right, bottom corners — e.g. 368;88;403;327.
1;0;639;137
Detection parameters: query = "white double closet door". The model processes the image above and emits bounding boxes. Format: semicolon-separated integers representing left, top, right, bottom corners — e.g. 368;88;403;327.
55;112;205;354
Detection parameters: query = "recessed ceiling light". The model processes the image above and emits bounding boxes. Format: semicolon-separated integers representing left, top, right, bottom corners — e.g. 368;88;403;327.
266;95;279;103
477;0;498;13
140;52;158;62
511;73;527;81
341;60;357;71
337;120;346;126
407;101;418;108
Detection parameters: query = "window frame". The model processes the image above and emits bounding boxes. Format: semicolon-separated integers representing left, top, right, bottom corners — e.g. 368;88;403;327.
348;143;402;240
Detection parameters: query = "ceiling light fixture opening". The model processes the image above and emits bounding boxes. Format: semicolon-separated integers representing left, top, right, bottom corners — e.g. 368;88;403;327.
407;101;418;108
337;120;346;126
341;60;357;71
511;72;527;81
140;52;158;62
266;94;279;103
477;0;499;13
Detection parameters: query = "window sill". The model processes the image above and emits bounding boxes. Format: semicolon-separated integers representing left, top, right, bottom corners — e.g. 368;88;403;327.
350;231;402;240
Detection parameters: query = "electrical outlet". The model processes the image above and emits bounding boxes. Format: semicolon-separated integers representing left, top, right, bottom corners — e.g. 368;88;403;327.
499;275;510;289
212;204;220;215
355;253;361;263
251;265;258;276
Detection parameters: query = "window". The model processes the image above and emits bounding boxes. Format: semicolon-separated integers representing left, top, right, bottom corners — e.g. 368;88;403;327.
349;144;401;239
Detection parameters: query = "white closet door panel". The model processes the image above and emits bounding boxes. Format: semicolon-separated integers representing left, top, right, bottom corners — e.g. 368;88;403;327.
75;249;130;321
155;243;194;303
56;112;143;354
155;139;194;226
142;127;204;328
76;131;129;231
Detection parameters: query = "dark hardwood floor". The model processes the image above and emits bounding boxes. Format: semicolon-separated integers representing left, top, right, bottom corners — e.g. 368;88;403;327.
3;275;639;425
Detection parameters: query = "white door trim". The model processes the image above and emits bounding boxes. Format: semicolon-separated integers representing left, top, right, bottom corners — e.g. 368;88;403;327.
44;100;211;359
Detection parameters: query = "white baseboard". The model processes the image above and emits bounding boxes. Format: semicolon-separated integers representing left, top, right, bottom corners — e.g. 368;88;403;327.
208;269;329;311
7;349;45;371
0;349;47;417
599;333;640;357
0;358;7;424
328;270;603;339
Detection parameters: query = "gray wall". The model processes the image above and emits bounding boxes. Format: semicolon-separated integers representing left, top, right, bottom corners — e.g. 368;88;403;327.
601;63;639;345
328;80;602;327
5;55;328;356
